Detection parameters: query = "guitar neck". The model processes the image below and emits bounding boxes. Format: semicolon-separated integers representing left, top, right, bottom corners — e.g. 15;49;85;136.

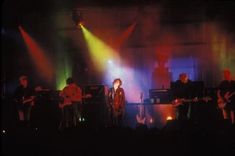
183;99;194;102
182;97;211;103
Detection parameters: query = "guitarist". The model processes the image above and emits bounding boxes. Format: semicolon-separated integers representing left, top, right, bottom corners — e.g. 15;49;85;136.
108;78;126;127
14;75;36;127
171;73;194;121
59;77;82;129
217;69;235;124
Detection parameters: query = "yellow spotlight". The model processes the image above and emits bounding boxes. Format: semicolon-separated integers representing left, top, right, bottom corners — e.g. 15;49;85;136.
80;25;118;72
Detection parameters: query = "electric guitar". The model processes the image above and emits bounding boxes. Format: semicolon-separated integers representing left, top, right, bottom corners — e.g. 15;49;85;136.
172;96;212;107
59;94;92;109
21;96;36;106
14;86;50;107
217;91;235;109
136;113;146;124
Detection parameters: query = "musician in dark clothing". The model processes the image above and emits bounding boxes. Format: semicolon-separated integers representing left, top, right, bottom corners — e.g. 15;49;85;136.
14;75;35;127
108;78;126;127
172;73;194;121
217;69;235;124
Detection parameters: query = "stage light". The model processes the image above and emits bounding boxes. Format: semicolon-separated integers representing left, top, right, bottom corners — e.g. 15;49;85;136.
78;23;83;28
166;116;173;121
81;24;143;103
79;117;85;122
2;129;6;135
108;60;113;64
72;9;84;26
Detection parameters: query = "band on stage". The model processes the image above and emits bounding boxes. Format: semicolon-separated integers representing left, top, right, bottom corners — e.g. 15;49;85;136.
13;69;235;129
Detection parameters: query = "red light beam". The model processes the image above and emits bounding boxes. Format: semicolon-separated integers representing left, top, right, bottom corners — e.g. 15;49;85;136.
19;26;53;82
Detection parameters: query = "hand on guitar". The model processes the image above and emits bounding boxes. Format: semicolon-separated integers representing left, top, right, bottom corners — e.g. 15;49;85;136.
217;91;235;109
172;98;185;107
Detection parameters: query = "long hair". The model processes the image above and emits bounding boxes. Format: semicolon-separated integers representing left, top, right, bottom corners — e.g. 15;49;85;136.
113;78;122;87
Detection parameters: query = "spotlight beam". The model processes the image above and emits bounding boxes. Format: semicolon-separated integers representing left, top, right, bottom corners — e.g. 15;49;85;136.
19;26;53;82
80;24;118;72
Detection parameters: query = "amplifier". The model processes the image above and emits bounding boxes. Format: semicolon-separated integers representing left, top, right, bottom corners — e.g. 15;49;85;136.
82;84;108;103
149;89;172;104
82;85;109;126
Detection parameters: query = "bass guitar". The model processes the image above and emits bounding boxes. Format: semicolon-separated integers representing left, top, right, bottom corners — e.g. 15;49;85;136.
15;96;36;106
